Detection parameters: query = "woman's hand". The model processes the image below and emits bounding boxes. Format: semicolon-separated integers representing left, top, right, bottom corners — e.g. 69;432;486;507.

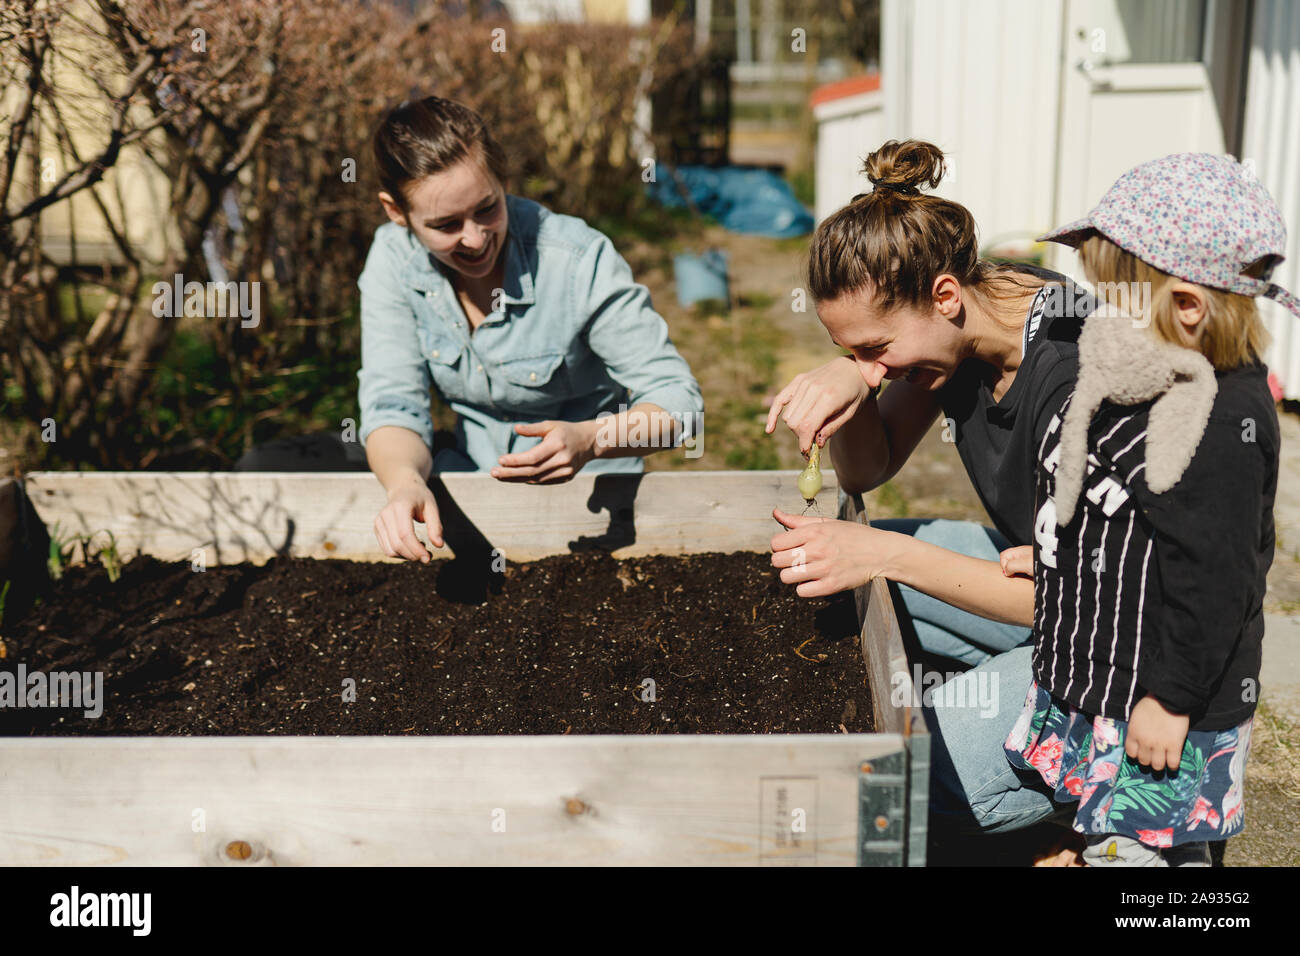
765;355;873;453
1125;695;1190;772
999;545;1034;579
770;508;904;597
491;420;596;483
373;479;443;563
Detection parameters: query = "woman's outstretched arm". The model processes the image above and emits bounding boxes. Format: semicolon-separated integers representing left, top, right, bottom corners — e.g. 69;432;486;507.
365;425;443;562
490;402;686;483
770;511;1035;626
886;531;1035;627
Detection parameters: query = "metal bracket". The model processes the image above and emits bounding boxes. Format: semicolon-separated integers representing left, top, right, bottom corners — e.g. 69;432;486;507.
857;750;907;867
857;734;930;867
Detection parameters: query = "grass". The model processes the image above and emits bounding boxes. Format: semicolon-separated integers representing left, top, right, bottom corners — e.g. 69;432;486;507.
701;305;786;471
737;291;776;310
144;322;362;468
640;271;792;474
592;197;713;273
1248;700;1300;796
785;166;815;209
7;277;367;470
773;233;813;256
870;480;910;519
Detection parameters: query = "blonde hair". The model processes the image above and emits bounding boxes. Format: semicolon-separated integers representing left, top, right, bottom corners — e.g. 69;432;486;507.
1076;234;1270;370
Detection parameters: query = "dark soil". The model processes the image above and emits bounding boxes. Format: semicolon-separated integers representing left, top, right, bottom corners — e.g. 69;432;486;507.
0;551;873;736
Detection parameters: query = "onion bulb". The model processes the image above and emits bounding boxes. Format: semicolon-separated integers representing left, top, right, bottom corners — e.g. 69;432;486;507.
797;443;822;501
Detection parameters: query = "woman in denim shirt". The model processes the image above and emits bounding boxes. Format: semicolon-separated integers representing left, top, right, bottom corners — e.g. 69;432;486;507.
359;96;703;563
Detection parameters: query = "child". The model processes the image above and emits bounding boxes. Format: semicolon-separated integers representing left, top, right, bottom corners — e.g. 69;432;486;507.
999;153;1299;866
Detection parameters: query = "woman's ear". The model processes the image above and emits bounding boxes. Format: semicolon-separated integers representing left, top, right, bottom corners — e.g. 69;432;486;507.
932;273;962;320
377;191;408;227
1170;282;1208;334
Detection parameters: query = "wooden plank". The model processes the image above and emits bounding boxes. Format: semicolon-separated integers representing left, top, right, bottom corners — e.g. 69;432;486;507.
22;470;841;564
0;734;904;866
838;489;930;866
838;490;926;739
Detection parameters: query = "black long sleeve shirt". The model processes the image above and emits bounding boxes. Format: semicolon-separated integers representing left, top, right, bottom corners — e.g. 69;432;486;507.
1030;360;1278;731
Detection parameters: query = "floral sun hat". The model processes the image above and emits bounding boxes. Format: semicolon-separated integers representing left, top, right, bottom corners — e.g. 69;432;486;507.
1038;152;1300;319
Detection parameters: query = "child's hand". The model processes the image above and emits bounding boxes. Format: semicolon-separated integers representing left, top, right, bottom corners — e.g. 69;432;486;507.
999;545;1034;579
1125;695;1190;772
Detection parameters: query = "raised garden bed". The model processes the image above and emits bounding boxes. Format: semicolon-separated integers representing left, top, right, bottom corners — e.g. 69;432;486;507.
0;471;928;866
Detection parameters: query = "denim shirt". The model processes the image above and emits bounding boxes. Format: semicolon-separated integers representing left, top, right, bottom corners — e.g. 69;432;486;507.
356;194;703;474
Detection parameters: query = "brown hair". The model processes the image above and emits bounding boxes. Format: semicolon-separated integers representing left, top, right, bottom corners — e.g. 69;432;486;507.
1076;234;1271;370
372;96;509;214
808;140;1041;317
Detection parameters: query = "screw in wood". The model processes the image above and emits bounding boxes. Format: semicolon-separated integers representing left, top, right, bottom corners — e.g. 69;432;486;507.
859;762;874;774
323;541;337;552
874;816;889;832
564;797;588;816
225;840;254;861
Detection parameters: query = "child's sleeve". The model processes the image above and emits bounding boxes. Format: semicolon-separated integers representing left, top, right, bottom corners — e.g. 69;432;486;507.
1133;421;1267;715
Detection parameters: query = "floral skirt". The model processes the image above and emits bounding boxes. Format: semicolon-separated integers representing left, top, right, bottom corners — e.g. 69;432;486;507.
1004;681;1252;848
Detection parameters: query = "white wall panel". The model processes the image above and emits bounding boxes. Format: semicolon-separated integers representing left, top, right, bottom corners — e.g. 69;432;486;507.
813;91;887;223
880;0;1066;255
1241;0;1300;399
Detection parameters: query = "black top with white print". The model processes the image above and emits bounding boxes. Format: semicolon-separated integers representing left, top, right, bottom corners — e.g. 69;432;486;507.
1031;360;1278;731
941;267;1094;547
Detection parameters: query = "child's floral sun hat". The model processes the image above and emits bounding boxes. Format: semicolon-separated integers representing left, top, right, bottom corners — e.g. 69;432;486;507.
1039;152;1300;319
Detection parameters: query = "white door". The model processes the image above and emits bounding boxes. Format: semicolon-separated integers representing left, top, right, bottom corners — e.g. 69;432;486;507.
1049;0;1248;276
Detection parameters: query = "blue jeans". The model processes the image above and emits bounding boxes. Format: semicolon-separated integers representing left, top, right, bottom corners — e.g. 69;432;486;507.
873;518;1066;835
874;518;1030;666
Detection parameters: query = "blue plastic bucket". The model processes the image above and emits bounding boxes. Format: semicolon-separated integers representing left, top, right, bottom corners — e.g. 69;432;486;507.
673;249;730;307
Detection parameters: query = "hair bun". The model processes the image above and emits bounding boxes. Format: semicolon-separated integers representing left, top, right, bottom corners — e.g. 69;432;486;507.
863;140;946;196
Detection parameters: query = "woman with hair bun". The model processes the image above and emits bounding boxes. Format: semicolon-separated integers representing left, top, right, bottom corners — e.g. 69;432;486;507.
767;140;1096;845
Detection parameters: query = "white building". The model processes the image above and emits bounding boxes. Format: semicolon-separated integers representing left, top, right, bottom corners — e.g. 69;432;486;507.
814;0;1300;398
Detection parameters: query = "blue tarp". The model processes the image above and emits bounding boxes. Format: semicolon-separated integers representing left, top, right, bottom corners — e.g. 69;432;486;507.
646;164;814;238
